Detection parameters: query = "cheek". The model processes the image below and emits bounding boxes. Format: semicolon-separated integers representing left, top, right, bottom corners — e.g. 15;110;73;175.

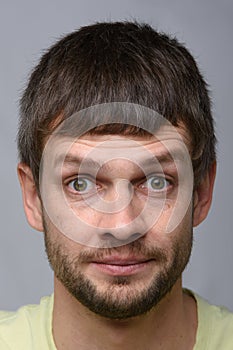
148;203;193;245
43;212;84;257
149;202;192;236
70;204;101;226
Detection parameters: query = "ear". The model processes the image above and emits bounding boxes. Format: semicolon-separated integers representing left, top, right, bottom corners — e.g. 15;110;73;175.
17;163;43;232
193;161;216;227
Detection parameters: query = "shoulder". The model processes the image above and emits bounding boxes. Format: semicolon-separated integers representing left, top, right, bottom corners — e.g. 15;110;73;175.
0;295;55;350
189;290;233;349
0;294;53;325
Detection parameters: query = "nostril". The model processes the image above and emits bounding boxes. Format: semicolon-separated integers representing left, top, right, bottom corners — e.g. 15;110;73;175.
99;231;143;248
130;232;143;241
101;232;115;241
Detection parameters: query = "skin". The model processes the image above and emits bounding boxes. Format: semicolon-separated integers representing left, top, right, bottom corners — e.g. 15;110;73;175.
18;125;216;350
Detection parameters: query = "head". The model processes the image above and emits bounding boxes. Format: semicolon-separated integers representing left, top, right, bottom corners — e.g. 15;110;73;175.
17;21;216;319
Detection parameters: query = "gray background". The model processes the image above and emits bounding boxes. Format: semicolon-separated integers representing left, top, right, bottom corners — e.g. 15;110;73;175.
0;0;233;311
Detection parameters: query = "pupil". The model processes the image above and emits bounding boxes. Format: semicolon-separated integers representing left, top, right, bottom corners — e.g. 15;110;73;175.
151;178;164;189
74;179;87;191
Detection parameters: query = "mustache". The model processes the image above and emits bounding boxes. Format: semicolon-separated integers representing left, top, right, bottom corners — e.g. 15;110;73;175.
76;239;168;263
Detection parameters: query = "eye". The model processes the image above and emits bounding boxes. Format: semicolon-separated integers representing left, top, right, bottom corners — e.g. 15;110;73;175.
140;175;170;192
68;177;96;194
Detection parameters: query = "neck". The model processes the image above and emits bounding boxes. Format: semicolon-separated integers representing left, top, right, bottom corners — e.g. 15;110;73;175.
52;278;197;350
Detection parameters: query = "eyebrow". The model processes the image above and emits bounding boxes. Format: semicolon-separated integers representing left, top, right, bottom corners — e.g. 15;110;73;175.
54;154;102;170
54;147;185;171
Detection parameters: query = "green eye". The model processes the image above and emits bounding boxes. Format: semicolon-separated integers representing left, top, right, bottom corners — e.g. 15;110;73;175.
68;177;94;193
150;177;167;190
141;176;170;192
73;178;88;192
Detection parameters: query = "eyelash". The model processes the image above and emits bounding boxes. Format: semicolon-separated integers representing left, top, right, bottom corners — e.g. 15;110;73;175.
139;175;172;193
67;177;98;194
64;174;173;197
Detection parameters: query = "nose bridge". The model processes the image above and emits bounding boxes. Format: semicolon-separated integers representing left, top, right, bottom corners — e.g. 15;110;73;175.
95;158;149;244
102;177;137;222
98;182;146;242
111;178;133;207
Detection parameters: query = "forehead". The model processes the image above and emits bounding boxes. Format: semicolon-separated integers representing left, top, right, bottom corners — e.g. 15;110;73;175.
80;123;191;148
43;123;192;171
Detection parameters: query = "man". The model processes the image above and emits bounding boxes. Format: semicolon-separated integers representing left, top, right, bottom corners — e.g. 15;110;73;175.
0;21;232;349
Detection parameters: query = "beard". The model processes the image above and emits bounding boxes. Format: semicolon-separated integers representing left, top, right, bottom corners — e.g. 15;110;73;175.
43;217;193;320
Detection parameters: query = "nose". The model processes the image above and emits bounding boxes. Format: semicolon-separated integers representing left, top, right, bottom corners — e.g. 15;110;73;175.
96;179;147;246
99;231;143;247
98;209;146;246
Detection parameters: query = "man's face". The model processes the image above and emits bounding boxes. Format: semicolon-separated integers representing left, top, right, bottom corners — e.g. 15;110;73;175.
40;125;194;319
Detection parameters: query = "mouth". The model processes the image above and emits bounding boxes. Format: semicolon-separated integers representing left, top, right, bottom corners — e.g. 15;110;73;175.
89;256;155;276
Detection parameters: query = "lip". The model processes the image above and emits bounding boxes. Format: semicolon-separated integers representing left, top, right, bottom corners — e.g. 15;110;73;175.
89;256;154;276
91;255;152;264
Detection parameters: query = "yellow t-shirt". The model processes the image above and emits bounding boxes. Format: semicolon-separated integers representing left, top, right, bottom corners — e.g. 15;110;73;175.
0;291;233;349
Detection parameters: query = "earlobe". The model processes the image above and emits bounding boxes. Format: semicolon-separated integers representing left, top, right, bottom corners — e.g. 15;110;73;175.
193;161;216;227
17;163;44;232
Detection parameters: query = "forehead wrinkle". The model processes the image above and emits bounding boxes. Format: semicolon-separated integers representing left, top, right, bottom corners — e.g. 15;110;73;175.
61;155;136;174
53;145;185;175
55;154;127;174
54;154;101;170
139;146;189;168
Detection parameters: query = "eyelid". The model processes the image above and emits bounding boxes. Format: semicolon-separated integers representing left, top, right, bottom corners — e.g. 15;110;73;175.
65;175;99;196
64;173;95;184
138;174;173;192
140;173;171;183
63;172;175;196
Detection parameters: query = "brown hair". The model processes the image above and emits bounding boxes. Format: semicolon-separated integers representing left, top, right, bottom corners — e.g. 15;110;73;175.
18;21;216;189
